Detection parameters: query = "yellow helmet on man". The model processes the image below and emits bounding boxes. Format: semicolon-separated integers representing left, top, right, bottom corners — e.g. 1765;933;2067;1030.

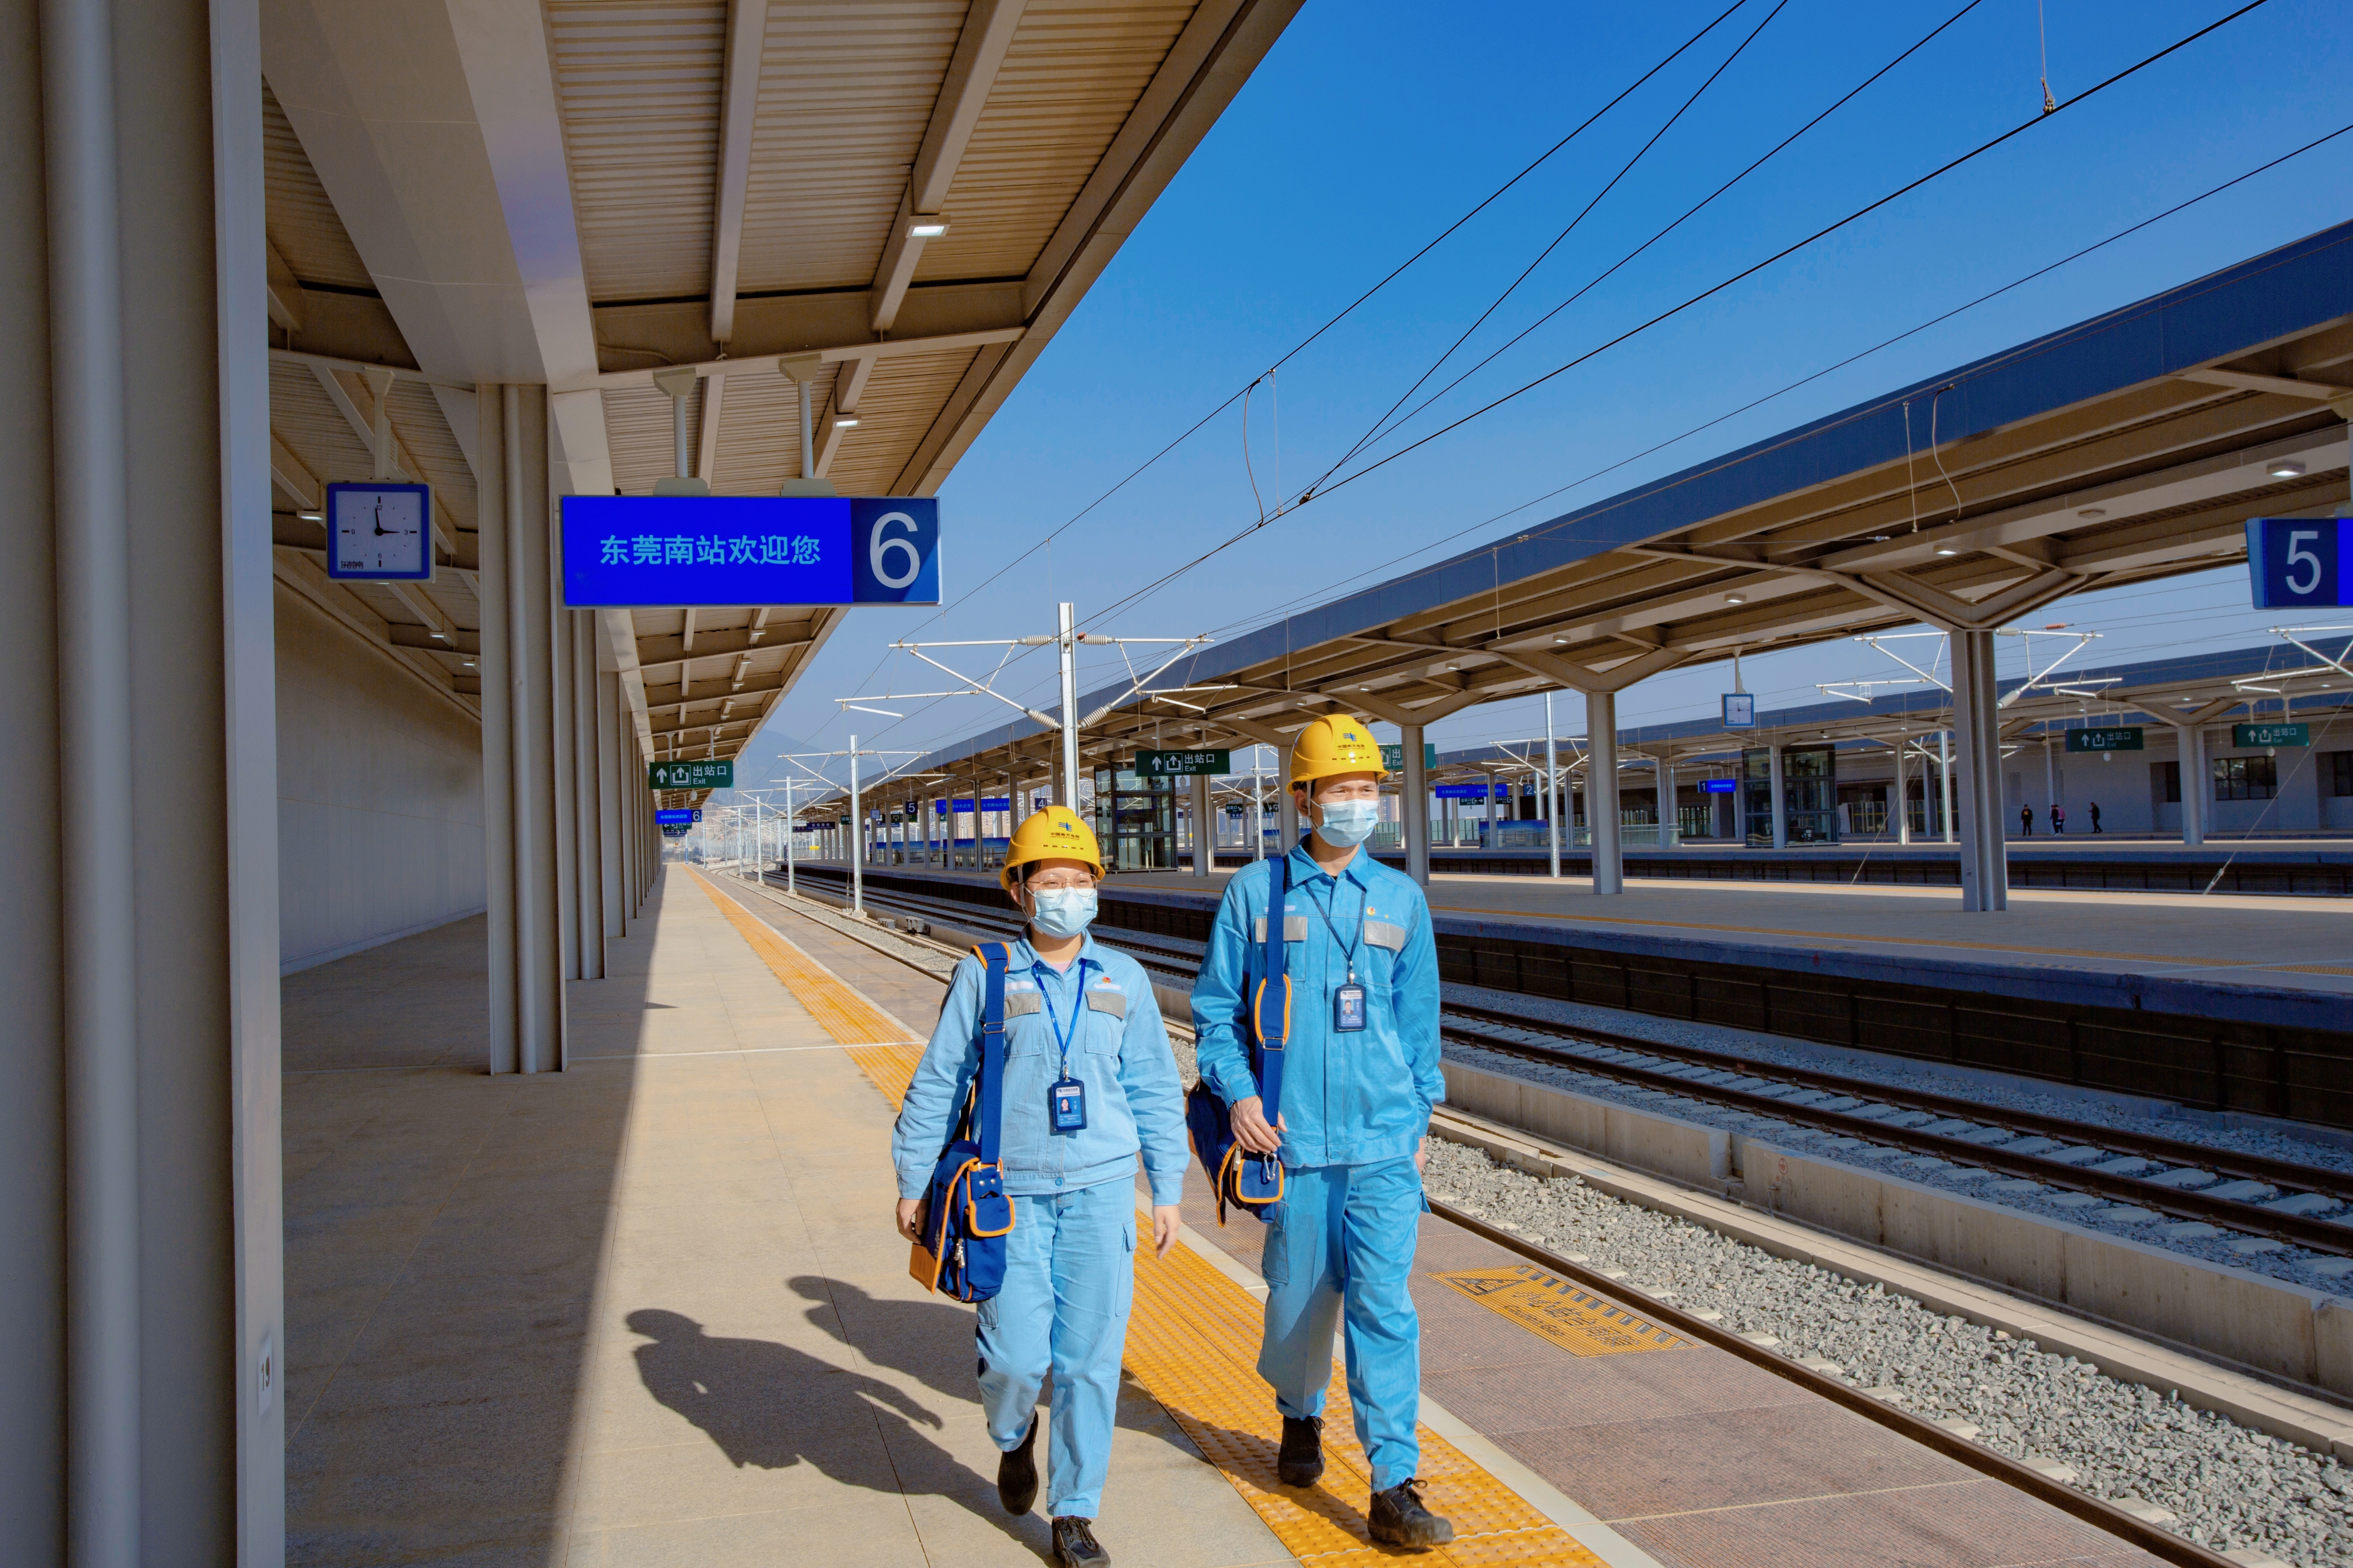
1286;713;1388;793
1000;804;1105;893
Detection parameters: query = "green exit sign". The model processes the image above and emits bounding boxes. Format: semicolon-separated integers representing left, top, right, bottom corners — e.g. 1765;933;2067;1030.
1380;743;1439;771
649;759;734;790
1137;748;1230;776
2063;727;2143;753
2234;722;2308;748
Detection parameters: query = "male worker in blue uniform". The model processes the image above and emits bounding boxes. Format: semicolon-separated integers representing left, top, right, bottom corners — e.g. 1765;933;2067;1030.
1191;715;1453;1547
894;806;1190;1568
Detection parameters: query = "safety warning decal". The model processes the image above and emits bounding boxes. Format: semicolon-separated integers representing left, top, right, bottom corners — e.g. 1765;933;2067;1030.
1432;1265;1690;1357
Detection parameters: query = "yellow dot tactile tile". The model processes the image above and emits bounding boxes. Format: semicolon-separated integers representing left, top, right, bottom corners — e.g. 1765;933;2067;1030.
839;1015;1603;1566
689;870;919;1046
1436;1266;1690;1357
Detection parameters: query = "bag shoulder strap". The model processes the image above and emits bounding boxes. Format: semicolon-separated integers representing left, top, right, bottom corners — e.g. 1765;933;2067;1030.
973;943;1010;1165
1249;856;1291;1126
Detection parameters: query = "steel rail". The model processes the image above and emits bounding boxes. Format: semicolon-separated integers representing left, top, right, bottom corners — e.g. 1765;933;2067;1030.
1442;1017;2352;1254
1424;1195;2238;1568
1439;995;2353;1206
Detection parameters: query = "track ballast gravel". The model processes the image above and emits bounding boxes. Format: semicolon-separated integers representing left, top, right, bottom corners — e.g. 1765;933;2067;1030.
1422;1140;2353;1568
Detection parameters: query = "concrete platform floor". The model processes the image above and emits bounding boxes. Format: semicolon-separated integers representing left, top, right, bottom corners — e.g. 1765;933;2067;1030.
280;870;1293;1567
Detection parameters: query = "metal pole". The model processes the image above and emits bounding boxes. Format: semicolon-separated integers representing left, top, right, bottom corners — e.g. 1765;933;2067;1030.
1544;693;1561;878
1057;601;1079;806
2044;735;2057;833
1939;729;1955;844
799;377;815;479
1252;746;1266;860
849;736;863;915
785;777;796;894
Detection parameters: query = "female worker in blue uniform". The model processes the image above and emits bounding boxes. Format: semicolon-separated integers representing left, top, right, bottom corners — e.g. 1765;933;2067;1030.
892;805;1189;1568
1190;715;1454;1548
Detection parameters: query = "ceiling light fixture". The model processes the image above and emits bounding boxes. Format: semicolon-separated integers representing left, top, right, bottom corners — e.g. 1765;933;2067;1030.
834;416;859;428
909;219;948;238
297;509;323;522
2077;507;2105;520
1934;546;1958;557
2269;459;2307;479
1725;594;1745;604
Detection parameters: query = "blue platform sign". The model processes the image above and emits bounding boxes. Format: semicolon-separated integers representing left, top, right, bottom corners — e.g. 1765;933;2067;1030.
655;808;701;825
2246;517;2352;609
560;496;940;607
1434;782;1505;800
1700;778;1738;794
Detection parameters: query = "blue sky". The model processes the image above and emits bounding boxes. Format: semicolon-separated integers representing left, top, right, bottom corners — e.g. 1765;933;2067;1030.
740;0;2353;794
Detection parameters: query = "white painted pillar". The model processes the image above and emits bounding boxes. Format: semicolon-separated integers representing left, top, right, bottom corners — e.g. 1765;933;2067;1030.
1402;723;1430;887
480;384;567;1071
1587;691;1623;894
1659;755;1677;847
570;611;604;978
1768;745;1787;849
599;670;626;938
1951;627;2009;912
2175;723;2208;847
1895;739;1911;845
1191;771;1214;876
1939;729;1956;844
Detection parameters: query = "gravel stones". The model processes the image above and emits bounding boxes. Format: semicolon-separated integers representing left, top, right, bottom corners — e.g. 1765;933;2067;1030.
1422;1141;2353;1566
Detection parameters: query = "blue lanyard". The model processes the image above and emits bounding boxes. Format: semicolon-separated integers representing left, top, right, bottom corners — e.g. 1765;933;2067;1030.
1033;957;1093;1077
1301;872;1365;984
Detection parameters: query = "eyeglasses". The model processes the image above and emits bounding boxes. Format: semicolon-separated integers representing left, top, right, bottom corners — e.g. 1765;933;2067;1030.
1026;875;1097;893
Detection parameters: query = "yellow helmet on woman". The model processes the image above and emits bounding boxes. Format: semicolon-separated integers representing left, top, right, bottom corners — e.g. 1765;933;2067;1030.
1001;804;1105;892
1286;713;1388;791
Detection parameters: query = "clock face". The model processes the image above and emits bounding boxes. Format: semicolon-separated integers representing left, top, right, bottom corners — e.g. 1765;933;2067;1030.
326;483;433;580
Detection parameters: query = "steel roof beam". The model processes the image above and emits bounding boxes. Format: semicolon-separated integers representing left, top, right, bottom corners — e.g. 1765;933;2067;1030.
706;0;767;346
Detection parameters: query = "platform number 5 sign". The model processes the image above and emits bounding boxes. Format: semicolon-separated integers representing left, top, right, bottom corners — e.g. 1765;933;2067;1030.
2246;517;2351;608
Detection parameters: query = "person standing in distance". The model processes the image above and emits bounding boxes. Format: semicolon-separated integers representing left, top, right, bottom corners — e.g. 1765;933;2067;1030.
892;806;1189;1568
1190;716;1453;1547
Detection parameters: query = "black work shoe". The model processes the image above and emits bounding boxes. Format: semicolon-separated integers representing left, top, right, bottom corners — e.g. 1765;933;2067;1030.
1051;1515;1110;1567
997;1417;1038;1515
1368;1478;1455;1548
1276;1415;1325;1486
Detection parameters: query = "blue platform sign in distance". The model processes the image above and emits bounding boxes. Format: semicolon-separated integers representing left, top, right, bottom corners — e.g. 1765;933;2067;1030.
560;495;940;607
2246;517;2352;609
654;808;700;825
1700;778;1738;794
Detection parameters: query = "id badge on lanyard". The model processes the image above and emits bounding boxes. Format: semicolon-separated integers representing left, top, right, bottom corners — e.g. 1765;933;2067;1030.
1039;961;1091;1133
1309;877;1369;1033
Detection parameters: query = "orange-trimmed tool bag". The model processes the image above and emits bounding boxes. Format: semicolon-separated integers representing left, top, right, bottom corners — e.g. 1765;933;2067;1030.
1185;853;1289;1225
910;941;1017;1301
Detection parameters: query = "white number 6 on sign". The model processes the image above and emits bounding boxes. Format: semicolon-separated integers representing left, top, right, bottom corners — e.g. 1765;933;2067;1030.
2286;530;2323;595
869;511;921;590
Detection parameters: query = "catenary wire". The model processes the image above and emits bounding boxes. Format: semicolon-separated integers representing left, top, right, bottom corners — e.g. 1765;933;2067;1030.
1075;0;2277;638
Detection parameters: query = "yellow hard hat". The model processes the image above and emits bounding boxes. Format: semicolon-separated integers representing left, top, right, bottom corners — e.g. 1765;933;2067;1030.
1001;805;1105;892
1287;713;1388;791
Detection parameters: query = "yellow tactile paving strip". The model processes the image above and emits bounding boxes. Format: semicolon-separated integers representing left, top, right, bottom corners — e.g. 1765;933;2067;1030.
688;870;920;1045
1436;1267;1689;1357
838;1010;1600;1565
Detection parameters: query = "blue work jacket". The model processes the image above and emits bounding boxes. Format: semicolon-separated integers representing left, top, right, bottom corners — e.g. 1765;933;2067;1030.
893;933;1190;1206
1191;842;1444;1168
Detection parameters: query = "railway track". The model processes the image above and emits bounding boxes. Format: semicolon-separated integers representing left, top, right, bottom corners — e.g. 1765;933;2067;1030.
766;863;2353;1257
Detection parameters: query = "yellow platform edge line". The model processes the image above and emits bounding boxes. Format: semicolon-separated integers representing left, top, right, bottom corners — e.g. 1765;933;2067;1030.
688;870;919;1046
841;1025;1601;1566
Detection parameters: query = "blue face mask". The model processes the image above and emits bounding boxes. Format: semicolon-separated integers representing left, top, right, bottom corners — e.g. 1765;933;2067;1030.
1313;798;1382;848
1028;887;1097;939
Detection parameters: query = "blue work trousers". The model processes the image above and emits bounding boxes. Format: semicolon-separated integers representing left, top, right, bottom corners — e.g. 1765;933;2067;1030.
1257;1156;1423;1491
976;1177;1136;1519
